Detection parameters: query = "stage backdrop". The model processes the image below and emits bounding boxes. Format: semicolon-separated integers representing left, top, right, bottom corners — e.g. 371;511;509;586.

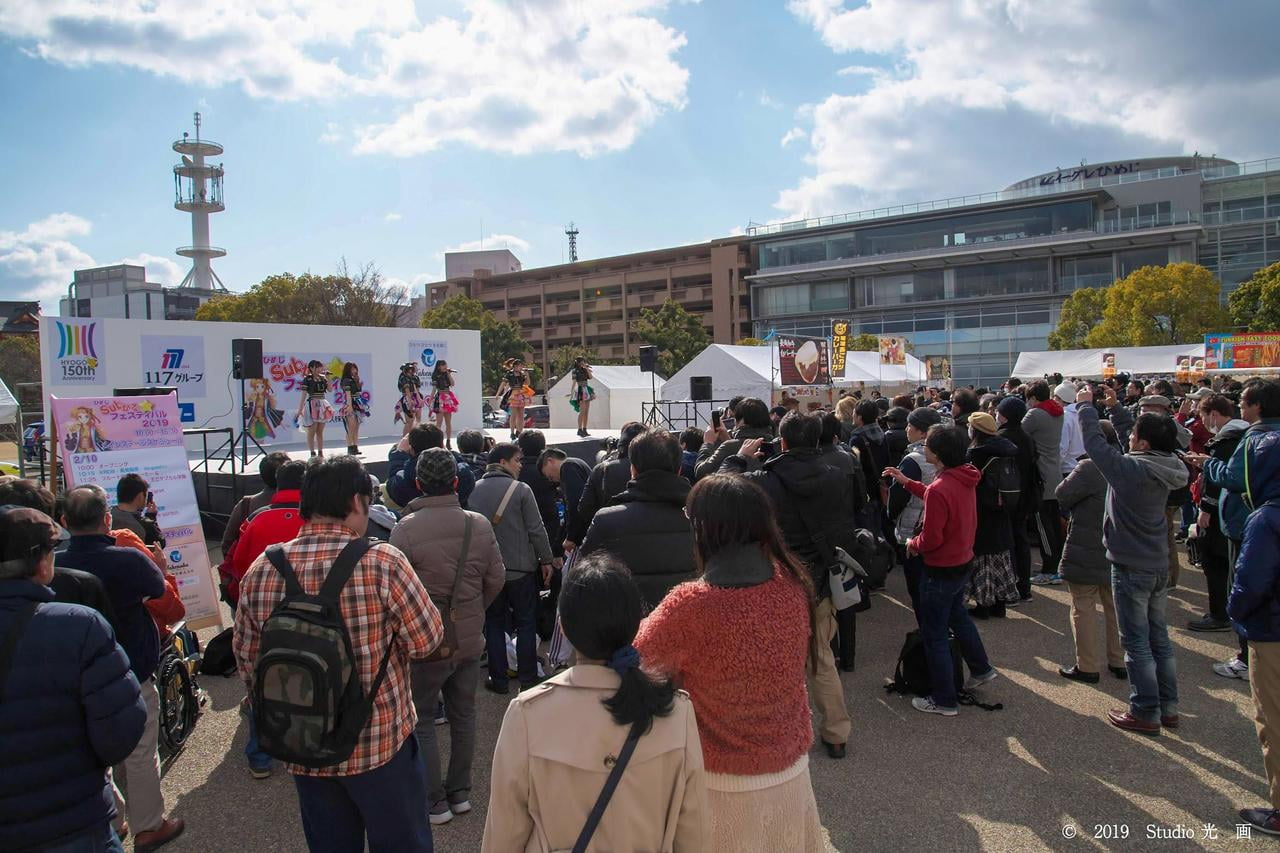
51;392;223;629
39;318;483;445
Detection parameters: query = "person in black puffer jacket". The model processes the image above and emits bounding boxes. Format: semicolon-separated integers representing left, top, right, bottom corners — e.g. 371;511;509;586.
564;422;648;548
883;406;910;466
965;413;1021;618
848;399;889;530
0;507;146;853
996;395;1038;601
578;431;695;610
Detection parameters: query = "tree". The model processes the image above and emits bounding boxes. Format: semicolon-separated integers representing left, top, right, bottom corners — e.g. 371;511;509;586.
1047;287;1109;350
195;260;409;327
1085;262;1230;347
632;299;711;378
736;337;766;347
420;294;531;394
0;335;40;396
847;333;880;352
1229;261;1280;332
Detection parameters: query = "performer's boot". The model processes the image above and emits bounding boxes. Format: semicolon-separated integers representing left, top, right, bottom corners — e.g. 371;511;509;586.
347;444;358;456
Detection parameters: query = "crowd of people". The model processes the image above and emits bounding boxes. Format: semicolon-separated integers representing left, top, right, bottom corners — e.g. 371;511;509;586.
3;370;1280;849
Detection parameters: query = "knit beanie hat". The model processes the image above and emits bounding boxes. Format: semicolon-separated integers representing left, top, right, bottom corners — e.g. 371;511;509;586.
996;396;1027;423
884;406;910;427
1053;381;1077;403
415;447;458;492
907;407;942;431
969;412;998;436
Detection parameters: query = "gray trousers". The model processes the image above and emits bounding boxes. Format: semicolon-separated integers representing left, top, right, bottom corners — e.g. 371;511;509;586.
410;655;480;806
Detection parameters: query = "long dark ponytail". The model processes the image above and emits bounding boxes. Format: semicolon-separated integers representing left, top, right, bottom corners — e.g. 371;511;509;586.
559;554;676;734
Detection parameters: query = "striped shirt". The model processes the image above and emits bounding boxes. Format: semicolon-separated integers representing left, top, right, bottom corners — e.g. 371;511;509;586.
234;521;443;777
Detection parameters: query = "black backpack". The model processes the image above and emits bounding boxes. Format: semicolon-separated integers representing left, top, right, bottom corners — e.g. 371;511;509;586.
980;456;1022;513
254;538;395;768
884;630;1003;711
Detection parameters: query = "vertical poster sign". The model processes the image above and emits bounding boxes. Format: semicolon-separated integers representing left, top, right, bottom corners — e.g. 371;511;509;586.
777;334;830;386
830;320;850;377
1175;355;1192;384
140;335;208;398
51;393;222;629
51;318;106;385
261;352;374;445
879;336;907;365
1101;352;1117;379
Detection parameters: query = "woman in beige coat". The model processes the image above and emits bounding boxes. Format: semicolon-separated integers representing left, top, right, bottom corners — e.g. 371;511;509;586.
482;555;709;852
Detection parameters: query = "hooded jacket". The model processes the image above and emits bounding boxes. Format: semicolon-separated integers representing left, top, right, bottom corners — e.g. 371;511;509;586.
386;445;476;510
1023;399;1064;499
1078;405;1188;571
228;489;304;595
578;470;696;609
904;464;982;569
883;425;909;467
966;435;1018;556
719;447;857;594
819;442;867;514
1203;419;1280;542
848;422;888;505
998;418;1037;521
1228;501;1280;642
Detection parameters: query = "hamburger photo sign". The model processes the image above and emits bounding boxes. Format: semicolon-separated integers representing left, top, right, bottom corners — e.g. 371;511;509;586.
778;334;831;386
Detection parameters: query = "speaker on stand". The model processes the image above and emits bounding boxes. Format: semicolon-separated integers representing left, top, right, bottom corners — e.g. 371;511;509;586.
689;376;713;401
639;345;659;426
228;338;267;468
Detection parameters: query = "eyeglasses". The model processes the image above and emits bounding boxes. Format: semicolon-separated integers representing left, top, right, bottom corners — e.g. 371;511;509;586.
682;507;693;520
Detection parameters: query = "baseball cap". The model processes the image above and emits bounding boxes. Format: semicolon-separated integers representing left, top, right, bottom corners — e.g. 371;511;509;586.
1187;387;1214;401
968;412;999;436
907;407;942;431
1139;395;1172;410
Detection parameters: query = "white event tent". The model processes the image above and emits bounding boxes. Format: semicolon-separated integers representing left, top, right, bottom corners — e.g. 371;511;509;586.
548;365;665;430
661;344;776;404
840;351;929;387
1012;344;1204;380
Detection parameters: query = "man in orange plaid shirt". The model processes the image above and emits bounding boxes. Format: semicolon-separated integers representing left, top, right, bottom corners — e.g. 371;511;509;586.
235;456;444;852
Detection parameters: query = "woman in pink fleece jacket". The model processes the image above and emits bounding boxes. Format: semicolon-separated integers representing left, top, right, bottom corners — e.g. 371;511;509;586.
885;424;999;716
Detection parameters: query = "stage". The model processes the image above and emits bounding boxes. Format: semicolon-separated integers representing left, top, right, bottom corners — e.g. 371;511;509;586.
186;428;607;528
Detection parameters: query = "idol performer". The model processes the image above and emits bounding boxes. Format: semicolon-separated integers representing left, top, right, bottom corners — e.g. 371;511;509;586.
569;356;595;437
428;360;460;449
339;362;369;456
295;360;334;457
394;362;424;435
244;377;285;441
496;356;535;440
63;405;111;453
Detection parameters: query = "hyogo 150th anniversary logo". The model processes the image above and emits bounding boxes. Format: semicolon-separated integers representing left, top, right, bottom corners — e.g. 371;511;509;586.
53;319;106;385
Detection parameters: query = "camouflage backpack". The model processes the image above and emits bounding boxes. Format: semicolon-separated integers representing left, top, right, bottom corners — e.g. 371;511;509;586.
254;537;392;768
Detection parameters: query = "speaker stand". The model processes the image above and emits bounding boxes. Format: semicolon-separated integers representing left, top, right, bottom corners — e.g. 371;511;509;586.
220;375;269;471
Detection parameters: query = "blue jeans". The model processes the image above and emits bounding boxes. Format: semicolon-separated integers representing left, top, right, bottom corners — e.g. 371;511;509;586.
244;706;273;771
293;735;433;853
1112;564;1178;723
40;824;124;853
903;555;925;627
919;567;992;709
484;571;539;686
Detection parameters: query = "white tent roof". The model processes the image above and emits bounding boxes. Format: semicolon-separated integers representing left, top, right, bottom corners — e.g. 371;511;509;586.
1013;344;1204;380
661;344;774;402
839;351;928;385
549;365;657;392
0;378;17;426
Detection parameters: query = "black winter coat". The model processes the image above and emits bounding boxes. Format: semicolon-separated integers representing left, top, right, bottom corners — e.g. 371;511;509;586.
520;456;563;557
849;424;888;506
998;422;1038;521
0;581;146;851
966;435;1018;556
578;470;696;609
566;455;632;544
884;427;909;467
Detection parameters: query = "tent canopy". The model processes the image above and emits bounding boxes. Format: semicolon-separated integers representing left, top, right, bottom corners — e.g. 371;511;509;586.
549;365;664;430
661;344;774;403
1013;344;1203;380
839;351;928;386
0;378;17;426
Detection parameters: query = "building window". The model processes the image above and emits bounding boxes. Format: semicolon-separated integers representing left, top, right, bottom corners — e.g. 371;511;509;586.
1116;247;1169;277
811;281;850;312
757;284;809;316
859;269;945;306
1059;255;1113;291
954;259;1049;299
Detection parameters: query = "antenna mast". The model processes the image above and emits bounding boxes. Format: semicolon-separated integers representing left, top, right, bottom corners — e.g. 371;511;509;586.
565;222;579;262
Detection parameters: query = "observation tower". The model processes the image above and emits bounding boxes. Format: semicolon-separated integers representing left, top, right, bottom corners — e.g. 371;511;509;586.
173;112;227;292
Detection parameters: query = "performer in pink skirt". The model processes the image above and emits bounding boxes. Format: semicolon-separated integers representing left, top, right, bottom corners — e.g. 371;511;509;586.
428;360;460;449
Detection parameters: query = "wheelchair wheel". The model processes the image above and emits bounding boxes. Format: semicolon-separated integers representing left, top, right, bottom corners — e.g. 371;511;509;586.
157;652;198;756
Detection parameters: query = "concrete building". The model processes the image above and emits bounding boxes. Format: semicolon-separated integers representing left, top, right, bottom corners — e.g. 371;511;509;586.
59;264;205;321
445;249;522;279
745;155;1280;388
412;241;752;383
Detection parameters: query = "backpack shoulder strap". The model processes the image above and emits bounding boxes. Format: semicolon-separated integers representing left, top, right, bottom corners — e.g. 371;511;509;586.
0;601;39;704
572;721;645;853
265;544;305;598
448;515;474;606
317;537;376;604
492;479;521;526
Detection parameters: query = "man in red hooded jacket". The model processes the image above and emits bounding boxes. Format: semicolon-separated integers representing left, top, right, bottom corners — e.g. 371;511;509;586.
886;424;998;716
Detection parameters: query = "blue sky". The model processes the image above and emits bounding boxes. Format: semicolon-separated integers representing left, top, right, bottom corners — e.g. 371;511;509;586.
2;0;1278;311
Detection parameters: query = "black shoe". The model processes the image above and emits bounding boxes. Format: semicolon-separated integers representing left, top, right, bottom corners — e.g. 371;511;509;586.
1109;665;1128;680
1187;615;1232;632
484;678;509;695
969;605;989;619
346;445;357;455
1058;665;1101;684
1175;529;1188;542
823;740;846;759
519;676;548;692
989;603;1007;618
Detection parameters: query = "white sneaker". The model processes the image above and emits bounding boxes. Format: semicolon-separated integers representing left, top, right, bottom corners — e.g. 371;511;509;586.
911;696;959;716
450;799;472;815
964;668;999;691
1212;657;1248;680
429;803;454;825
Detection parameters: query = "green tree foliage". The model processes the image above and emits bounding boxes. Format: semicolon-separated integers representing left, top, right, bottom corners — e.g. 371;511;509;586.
195;261;408;327
0;335;40;399
633;299;711;378
1047;287;1109;350
420;294;531;394
1085;262;1229;347
1229;261;1280;332
847;333;880;352
735;337;766;347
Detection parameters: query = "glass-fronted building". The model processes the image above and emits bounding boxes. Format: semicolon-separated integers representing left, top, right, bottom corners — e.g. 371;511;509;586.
747;156;1280;388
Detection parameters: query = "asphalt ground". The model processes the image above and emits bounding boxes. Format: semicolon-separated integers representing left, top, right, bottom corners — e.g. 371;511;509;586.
137;546;1275;852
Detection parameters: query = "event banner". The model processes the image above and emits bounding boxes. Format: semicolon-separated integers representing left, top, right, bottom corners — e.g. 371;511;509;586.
830;320;851;377
140;335;207;399
49;318;107;386
1102;352;1117;379
778;334;830;386
408;338;451;372
51;392;222;629
1204;332;1280;370
926;356;952;384
879;336;907;366
259;352;374;444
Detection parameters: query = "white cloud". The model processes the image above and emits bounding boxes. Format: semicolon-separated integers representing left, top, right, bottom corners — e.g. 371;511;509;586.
384;212;402;223
121;253;184;287
778;0;1280;218
0;1;690;158
759;90;783;110
319;122;344;145
440;234;532;256
0;213;94;307
780;127;806;147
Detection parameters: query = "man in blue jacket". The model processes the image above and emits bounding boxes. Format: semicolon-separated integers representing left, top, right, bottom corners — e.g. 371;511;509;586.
387;424;476;510
0;506;146;852
1228;432;1280;837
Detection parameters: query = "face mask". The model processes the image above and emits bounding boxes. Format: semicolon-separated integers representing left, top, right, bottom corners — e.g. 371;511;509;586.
1206;418;1219;435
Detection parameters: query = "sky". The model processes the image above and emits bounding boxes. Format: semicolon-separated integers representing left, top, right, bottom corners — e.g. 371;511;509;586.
2;0;1279;313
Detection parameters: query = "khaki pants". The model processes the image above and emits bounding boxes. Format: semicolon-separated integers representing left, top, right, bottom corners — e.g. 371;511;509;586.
808;597;851;744
1067;582;1123;674
113;678;165;833
1249;641;1280;809
1165;507;1181;589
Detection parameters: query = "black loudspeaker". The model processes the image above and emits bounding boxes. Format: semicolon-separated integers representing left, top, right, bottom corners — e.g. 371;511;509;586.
232;338;263;380
115;386;179;405
638;345;658;373
690;376;713;401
